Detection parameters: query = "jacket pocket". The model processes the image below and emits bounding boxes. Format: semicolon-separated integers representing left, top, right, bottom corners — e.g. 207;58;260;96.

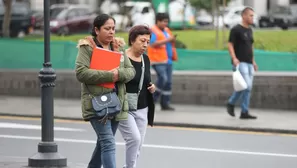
82;94;94;111
123;99;129;112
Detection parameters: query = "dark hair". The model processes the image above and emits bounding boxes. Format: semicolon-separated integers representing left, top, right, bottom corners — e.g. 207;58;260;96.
128;25;151;46
241;7;254;16
155;12;170;24
91;14;115;37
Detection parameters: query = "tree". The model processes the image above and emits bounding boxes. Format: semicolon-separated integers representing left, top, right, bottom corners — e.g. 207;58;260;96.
190;0;230;48
189;0;230;12
2;0;12;37
2;0;24;37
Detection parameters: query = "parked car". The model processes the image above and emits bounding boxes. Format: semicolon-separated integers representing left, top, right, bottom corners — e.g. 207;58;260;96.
49;4;96;36
259;5;297;30
30;10;43;29
0;2;35;37
196;6;259;29
223;6;259;28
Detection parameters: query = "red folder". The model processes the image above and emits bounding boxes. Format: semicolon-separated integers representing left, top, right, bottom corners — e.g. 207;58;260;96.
90;47;122;88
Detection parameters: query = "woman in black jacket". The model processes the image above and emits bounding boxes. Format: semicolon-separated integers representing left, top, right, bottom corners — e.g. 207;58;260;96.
118;25;155;168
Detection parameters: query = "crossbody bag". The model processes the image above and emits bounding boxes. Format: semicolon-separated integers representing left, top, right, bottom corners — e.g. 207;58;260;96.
85;84;122;123
126;55;145;111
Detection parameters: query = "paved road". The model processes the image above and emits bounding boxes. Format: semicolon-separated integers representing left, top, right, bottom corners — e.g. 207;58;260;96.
1;96;297;134
0;117;297;168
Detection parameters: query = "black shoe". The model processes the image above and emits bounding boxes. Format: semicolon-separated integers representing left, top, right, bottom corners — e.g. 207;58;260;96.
240;112;257;119
226;103;235;117
161;106;175;111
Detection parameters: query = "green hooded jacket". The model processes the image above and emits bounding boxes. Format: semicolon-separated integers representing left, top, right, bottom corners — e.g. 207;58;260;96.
75;37;135;121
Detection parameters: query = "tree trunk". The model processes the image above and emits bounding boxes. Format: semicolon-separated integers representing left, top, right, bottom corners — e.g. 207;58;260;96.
212;0;215;29
182;3;187;29
213;0;219;49
222;0;226;48
2;0;12;37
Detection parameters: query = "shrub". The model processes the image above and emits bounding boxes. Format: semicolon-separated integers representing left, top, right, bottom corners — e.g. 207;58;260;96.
24;30;297;52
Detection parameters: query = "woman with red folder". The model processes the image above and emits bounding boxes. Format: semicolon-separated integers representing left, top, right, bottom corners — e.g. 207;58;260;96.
75;14;135;168
118;25;156;168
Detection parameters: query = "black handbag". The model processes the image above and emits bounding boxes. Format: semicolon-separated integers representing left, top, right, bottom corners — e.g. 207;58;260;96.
85;84;122;123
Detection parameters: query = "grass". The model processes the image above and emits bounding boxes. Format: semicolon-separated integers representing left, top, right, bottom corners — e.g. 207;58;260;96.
24;29;297;52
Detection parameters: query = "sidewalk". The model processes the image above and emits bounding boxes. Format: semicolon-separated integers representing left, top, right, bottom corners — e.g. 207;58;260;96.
0;96;297;134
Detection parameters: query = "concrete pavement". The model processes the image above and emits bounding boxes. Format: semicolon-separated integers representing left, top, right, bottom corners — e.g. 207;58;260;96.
1;69;297;110
1;118;297;168
0;96;297;134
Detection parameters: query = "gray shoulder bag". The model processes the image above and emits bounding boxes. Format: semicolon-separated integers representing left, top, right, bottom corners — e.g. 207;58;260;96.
84;85;122;123
126;55;145;111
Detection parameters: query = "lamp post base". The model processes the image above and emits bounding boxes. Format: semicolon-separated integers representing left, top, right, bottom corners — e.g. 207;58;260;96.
28;142;67;168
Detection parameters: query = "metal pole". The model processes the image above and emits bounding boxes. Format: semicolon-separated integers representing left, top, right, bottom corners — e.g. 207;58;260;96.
28;0;67;167
215;0;219;49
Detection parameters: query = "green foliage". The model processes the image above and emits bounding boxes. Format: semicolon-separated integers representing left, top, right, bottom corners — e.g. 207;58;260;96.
24;29;297;52
175;40;187;49
189;0;231;11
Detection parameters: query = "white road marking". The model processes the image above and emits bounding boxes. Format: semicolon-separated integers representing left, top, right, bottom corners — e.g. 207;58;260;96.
0;134;296;158
0;122;85;132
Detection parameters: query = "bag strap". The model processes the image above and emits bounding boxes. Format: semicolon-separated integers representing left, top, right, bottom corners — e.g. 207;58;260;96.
138;55;145;96
84;37;96;98
84;84;95;98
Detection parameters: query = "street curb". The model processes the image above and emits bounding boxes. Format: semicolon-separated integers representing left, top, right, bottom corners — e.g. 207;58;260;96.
1;113;297;135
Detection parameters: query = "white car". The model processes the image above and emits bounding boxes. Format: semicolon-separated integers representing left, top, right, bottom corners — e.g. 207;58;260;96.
224;6;259;28
112;1;155;31
196;6;259;29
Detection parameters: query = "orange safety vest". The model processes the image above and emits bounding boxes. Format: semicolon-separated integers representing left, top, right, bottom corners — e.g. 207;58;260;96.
147;25;178;64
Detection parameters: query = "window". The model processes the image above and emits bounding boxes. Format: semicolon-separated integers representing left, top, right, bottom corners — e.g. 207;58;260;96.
77;8;89;16
291;6;297;15
66;10;78;19
50;7;66;19
272;6;291;15
0;3;30;15
0;6;4;15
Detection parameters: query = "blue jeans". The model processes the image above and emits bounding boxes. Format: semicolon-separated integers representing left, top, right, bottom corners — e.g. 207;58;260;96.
228;62;254;113
152;63;173;107
88;118;119;168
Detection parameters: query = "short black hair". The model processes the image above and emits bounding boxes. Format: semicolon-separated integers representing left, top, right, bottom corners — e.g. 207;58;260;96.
155;12;169;23
91;14;115;37
241;7;254;16
128;25;151;46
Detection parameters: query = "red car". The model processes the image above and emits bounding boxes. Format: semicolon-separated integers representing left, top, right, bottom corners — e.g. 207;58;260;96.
49;4;96;36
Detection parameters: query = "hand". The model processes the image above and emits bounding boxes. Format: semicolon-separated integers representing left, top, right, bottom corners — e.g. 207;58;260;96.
112;37;125;52
168;36;176;42
110;68;119;82
253;62;258;71
147;83;156;93
112;38;120;52
232;58;240;66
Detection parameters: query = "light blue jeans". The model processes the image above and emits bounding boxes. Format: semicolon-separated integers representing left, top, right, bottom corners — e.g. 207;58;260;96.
228;62;254;113
88;118;118;168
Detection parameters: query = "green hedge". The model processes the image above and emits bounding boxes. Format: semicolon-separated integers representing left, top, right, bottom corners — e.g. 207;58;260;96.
1;39;296;71
24;30;297;52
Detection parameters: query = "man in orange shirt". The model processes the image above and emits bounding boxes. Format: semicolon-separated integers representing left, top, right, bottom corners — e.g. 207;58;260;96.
147;13;178;111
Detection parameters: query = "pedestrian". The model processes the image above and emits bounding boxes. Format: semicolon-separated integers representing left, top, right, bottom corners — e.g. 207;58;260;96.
75;14;135;168
147;12;178;111
119;25;156;168
226;7;258;119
